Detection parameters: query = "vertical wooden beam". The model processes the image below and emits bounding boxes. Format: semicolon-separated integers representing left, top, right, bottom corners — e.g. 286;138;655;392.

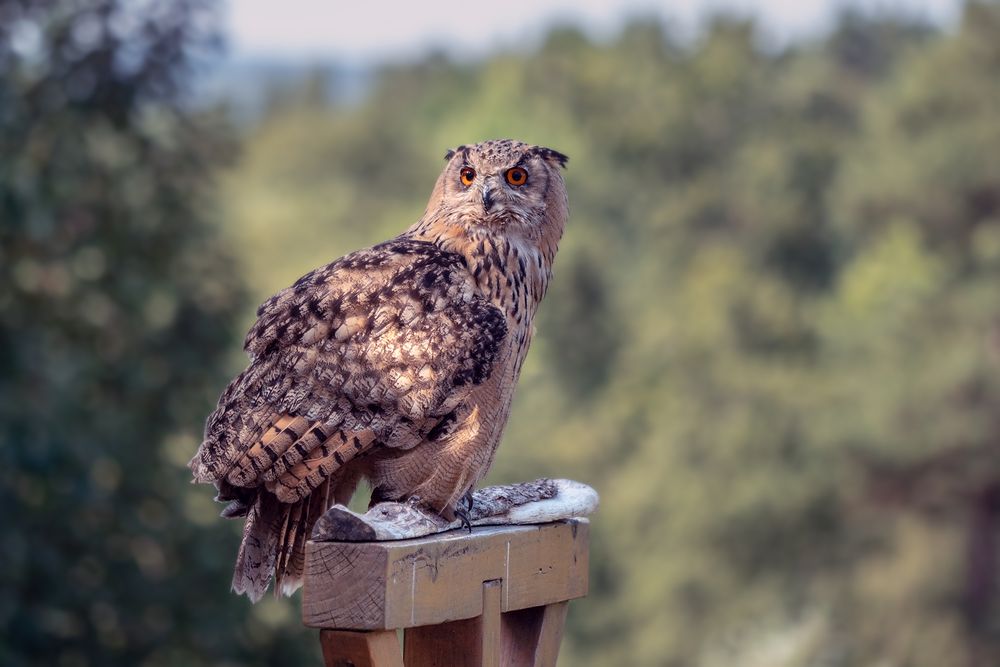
500;604;543;666
499;602;568;667
319;629;402;667
404;579;505;667
480;579;503;667
531;602;569;667
403;615;481;667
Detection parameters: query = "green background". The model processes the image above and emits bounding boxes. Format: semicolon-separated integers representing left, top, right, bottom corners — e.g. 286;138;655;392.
3;1;1000;664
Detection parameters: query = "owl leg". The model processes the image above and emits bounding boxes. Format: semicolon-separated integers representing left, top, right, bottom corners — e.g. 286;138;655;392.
370;486;470;530
368;485;396;508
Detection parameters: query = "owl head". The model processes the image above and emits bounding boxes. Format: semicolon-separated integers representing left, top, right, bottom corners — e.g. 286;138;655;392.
422;139;569;245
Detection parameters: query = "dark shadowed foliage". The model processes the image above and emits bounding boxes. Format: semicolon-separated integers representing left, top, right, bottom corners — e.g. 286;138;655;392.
0;1;319;664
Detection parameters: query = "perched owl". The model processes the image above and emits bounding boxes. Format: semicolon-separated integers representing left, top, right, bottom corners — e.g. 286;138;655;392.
189;139;569;601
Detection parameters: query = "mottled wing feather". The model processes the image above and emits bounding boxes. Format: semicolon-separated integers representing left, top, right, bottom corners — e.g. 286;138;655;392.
225;415;304;487
270;428;378;503
190;239;507;493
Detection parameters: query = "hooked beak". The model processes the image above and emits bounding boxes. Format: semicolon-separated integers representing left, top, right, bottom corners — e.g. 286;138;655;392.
482;184;496;212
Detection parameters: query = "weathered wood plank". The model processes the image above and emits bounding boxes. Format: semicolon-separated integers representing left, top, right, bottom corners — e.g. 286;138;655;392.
302;519;589;630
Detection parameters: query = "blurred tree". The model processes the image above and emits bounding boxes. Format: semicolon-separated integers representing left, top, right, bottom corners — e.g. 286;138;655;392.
827;7;934;79
6;1;1000;665
820;3;1000;663
214;6;1000;665
0;1;318;664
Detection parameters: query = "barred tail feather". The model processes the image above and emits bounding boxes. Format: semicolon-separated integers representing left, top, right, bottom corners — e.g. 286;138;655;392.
275;478;330;596
232;490;284;603
232;477;352;602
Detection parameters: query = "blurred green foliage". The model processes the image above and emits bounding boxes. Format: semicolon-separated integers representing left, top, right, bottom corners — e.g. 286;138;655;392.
3;0;1000;665
0;1;318;664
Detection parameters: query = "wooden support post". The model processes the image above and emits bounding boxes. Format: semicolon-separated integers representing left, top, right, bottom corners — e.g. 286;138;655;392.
303;519;589;667
501;601;568;667
319;629;403;667
402;580;502;667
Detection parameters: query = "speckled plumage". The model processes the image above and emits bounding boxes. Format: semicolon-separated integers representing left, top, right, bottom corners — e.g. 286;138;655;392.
189;139;569;601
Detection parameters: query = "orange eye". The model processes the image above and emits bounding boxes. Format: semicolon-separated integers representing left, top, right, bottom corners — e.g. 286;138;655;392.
505;167;528;186
460;167;476;187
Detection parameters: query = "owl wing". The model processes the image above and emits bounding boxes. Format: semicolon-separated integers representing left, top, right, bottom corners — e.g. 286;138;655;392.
189;238;507;505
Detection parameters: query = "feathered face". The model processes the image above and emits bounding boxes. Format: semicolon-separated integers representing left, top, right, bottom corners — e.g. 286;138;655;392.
429;139;569;239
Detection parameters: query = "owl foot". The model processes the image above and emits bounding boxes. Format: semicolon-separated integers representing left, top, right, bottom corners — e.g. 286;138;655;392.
455;489;475;532
454;505;473;533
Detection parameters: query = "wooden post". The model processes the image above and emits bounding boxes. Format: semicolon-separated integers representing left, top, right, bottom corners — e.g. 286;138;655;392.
303;519;589;667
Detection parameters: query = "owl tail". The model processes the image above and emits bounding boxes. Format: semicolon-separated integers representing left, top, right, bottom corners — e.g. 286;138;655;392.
230;477;340;602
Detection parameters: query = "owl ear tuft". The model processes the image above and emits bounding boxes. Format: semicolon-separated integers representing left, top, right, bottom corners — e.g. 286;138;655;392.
444;145;467;161
533;147;569;169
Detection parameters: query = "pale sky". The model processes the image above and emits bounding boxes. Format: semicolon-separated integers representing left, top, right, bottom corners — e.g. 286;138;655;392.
224;0;962;61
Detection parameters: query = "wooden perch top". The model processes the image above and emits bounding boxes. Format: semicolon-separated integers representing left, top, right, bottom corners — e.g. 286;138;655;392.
302;519;589;631
311;479;599;542
302;480;596;666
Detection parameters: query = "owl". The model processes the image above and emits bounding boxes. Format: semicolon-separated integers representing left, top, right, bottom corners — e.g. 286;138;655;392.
189;139;569;601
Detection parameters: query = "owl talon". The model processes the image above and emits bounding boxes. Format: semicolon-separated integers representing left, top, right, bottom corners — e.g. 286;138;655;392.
454;506;473;532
